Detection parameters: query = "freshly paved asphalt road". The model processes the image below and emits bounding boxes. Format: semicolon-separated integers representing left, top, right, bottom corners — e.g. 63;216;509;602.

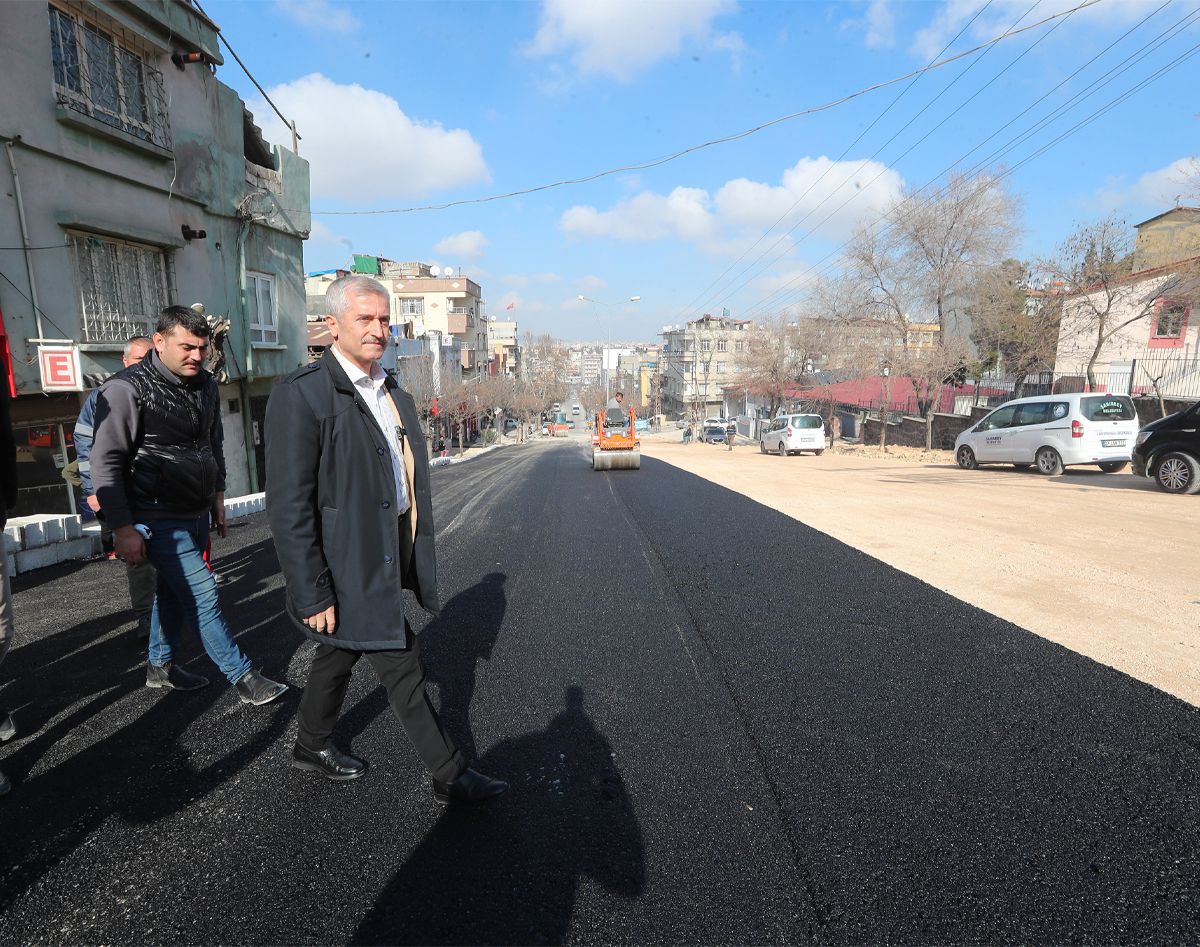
1;439;1197;945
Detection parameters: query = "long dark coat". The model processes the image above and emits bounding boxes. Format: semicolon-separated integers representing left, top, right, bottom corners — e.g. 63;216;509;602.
264;352;438;650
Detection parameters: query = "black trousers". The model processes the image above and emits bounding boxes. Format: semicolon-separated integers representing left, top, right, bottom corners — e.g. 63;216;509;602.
296;632;465;785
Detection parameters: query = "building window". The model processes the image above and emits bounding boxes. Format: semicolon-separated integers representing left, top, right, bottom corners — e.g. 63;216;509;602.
400;297;424;317
247;272;278;344
69;231;167;342
717;362;727;373
717;339;728;352
700;339;712;351
1149;299;1190;349
734;341;744;352
48;5;171;149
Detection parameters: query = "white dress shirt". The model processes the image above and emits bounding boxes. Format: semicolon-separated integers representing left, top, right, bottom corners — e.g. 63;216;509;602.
331;345;410;514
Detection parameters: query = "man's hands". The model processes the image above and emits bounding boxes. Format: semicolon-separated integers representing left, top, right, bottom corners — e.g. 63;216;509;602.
113;524;146;565
303;604;337;635
211;491;227;539
86;495;101;513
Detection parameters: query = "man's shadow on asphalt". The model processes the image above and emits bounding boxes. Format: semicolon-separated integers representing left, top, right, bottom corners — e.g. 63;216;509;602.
340;572;508;761
352;686;646;946
0;538;300;914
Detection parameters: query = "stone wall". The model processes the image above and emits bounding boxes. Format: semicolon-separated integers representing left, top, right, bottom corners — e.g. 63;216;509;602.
1132;396;1196;426
860;409;988;450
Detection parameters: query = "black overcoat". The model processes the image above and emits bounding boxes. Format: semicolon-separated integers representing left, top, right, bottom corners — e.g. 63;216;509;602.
264;352;439;650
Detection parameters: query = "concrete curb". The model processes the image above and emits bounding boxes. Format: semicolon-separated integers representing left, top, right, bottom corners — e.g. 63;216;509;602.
5;493;268;577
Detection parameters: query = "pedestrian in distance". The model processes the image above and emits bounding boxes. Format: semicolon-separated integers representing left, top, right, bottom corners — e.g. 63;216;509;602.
73;335;159;644
91;306;287;705
0;358;18;796
725;419;737;451
265;274;507;805
683;422;693;445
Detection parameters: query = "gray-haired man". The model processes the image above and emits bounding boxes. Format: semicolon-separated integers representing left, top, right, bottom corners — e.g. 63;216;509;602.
266;275;506;804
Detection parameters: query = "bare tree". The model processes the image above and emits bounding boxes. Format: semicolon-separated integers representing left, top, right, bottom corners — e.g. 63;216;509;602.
1039;216;1198;390
733;317;799;419
838;170;1018;449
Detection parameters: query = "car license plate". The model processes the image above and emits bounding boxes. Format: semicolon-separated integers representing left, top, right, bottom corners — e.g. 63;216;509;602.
1102;438;1126;448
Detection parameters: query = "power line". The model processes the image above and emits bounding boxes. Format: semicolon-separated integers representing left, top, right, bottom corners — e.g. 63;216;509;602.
669;0;1000;326
687;0;1038;324
308;0;1105;217
189;0;301;146
0;244;70;251
0;268;77;346
737;3;1195;319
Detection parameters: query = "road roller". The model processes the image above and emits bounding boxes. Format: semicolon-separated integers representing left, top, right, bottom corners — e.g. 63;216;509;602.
592;408;641;470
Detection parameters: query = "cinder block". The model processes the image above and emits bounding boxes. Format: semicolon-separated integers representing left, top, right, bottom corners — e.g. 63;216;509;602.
22;522;46;549
65;516;83;540
16;536;96;573
4;526;22;549
5;553;15;577
43;518;66;545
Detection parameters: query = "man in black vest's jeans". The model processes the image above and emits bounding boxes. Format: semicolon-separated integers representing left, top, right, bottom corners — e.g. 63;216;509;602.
92;306;286;705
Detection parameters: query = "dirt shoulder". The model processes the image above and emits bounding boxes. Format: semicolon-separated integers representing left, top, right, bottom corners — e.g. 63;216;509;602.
640;432;1200;707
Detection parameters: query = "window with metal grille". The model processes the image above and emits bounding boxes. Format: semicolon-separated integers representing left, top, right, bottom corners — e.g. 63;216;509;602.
48;4;171;149
69;232;167;342
717;339;728;352
247;272;278;344
1155;303;1187;338
400;297;424;316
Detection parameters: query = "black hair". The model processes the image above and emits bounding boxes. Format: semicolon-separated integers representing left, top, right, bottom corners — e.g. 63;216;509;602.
156;305;211;338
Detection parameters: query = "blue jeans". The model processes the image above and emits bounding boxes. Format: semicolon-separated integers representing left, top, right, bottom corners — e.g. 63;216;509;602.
146;517;251;684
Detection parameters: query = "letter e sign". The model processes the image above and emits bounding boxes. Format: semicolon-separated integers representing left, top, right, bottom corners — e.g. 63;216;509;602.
38;346;83;391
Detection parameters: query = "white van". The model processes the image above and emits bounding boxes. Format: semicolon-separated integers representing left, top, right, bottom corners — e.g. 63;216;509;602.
759;413;826;456
954;392;1139;475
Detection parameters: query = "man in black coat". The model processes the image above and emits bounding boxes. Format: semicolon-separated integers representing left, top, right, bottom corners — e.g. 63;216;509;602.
265;275;506;804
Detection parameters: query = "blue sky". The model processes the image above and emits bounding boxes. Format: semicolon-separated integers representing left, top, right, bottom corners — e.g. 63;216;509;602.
205;0;1200;342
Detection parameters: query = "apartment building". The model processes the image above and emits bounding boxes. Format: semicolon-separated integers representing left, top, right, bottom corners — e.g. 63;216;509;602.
660;314;755;419
0;0;310;513
486;317;519;377
305;256;489;380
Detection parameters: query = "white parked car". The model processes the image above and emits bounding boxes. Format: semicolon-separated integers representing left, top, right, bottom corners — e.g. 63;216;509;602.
759;414;826;456
954;392;1139;475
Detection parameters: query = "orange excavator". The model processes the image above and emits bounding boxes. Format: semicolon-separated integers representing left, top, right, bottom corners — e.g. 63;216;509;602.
592;407;641;470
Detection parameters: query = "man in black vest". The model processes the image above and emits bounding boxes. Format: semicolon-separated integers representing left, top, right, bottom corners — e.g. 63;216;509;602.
91;306;286;704
265;275;506;804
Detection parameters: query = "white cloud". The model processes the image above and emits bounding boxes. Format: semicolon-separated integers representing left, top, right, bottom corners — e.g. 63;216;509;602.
527;0;739;82
250;74;489;204
433;230;489;259
274;0;359;34
577;274;608;293
1098;157;1200;210
842;0;896;49
561;156;905;252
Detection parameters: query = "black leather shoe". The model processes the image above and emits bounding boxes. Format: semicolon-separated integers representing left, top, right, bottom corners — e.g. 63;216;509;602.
432;768;508;805
291;743;367;781
235;669;288;706
0;709;15;743
146;661;209;691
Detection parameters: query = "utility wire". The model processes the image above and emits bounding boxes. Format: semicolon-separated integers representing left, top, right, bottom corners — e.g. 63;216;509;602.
738;3;1193;318
189;0;301;145
0;269;79;346
309;0;1105;217
0;244;70;251
669;0;999;325
688;0;1033;323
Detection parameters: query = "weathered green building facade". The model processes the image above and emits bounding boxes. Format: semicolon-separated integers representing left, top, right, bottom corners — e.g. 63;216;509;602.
0;0;311;512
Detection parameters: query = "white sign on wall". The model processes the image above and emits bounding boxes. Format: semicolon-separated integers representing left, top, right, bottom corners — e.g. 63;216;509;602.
38;345;83;391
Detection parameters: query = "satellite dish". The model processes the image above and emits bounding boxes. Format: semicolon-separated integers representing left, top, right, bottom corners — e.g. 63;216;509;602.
429;265;441;277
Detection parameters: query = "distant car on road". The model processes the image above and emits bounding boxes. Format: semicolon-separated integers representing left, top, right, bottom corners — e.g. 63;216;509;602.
955;392;1139;475
701;425;726;444
1133;400;1200;494
571;405;581;416
759;414;825;456
568;420;576;429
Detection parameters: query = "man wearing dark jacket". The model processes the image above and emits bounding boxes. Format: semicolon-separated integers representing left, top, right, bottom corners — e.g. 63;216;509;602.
91;306;286;705
265;274;506;805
